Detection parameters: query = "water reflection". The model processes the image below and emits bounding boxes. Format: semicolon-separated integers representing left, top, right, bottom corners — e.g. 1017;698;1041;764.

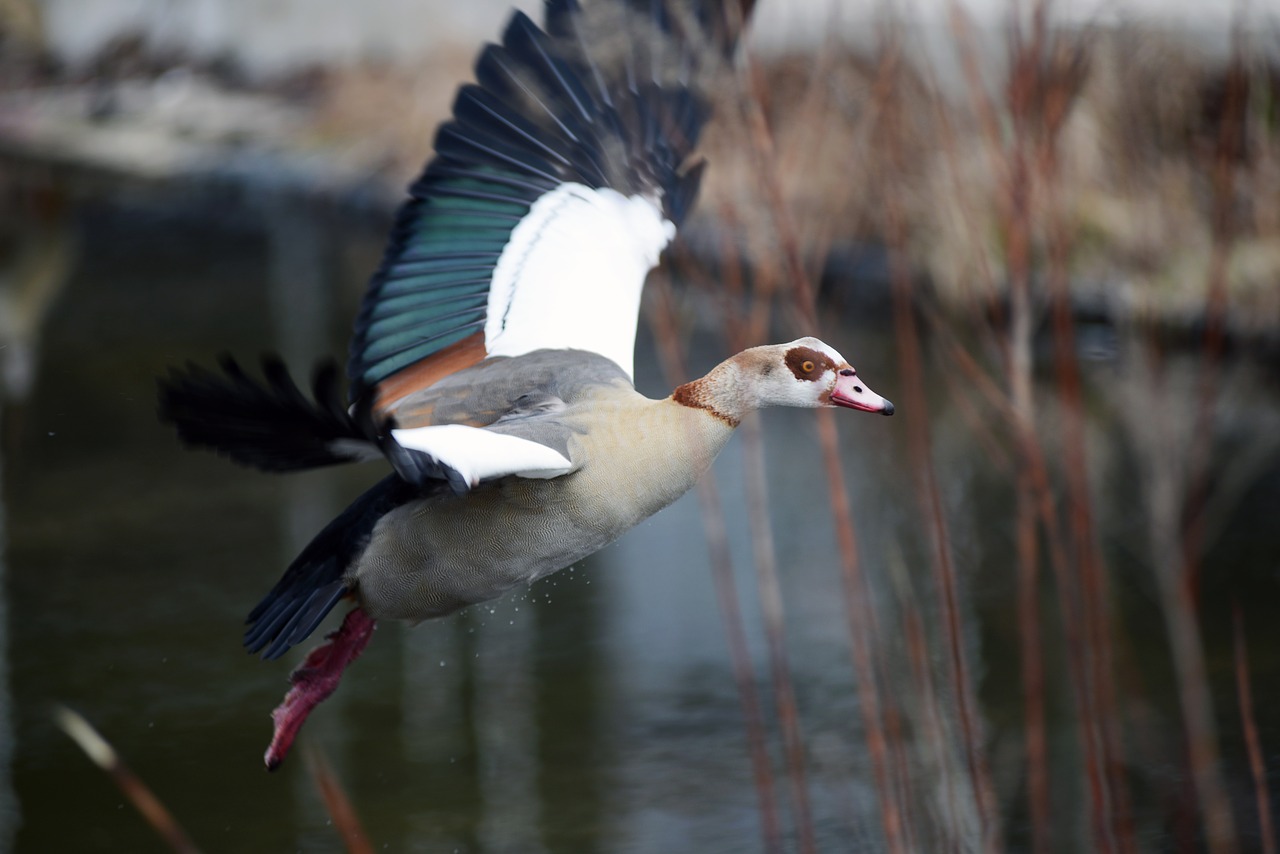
4;207;1279;851
0;401;18;852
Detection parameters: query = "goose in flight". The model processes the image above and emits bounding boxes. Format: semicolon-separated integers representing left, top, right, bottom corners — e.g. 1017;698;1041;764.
159;0;894;769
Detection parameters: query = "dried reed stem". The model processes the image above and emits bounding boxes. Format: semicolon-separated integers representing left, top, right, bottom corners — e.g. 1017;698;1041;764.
925;7;1118;843
1045;170;1137;854
1153;546;1237;854
886;203;1000;853
1000;28;1047;849
733;40;908;854
54;705;200;854
740;410;818;854
903;593;962;853
707;206;820;853
944;0;1011;342
707;210;821;853
872;27;1000;850
1021;420;1117;848
695;478;787;854
647;270;785;854
1031;21;1135;850
1162;52;1247;854
814;408;905;849
1014;467;1049;854
305;748;373;854
880;682;918;854
1181;58;1247;595
1232;607;1276;854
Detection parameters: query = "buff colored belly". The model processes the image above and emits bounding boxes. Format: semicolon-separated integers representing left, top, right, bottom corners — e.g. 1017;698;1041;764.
350;396;733;623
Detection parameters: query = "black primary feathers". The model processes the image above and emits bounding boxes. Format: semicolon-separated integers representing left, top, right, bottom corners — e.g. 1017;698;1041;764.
158;356;374;472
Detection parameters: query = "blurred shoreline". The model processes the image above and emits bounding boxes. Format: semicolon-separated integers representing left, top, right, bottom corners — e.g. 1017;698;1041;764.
2;2;1277;350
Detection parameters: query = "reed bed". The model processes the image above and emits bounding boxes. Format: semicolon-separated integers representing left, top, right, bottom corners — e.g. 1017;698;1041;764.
654;1;1279;851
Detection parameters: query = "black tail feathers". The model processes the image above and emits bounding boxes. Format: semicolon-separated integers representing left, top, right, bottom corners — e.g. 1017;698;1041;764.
244;474;417;659
158;355;376;474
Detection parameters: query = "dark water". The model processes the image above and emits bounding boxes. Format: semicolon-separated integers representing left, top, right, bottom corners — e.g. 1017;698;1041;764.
3;208;1278;852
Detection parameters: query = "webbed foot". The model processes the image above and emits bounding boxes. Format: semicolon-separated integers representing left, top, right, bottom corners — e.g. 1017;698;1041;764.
264;607;377;771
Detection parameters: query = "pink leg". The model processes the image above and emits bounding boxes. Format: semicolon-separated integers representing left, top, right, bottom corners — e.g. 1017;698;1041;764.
263;607;377;771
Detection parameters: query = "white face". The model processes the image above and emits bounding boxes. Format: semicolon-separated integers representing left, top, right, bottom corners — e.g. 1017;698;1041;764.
757;337;894;415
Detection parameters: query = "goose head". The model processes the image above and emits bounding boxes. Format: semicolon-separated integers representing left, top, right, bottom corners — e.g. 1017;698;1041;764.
741;337;894;415
676;337;894;424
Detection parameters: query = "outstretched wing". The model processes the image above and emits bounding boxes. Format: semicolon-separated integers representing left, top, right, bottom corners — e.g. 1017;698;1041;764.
347;0;721;412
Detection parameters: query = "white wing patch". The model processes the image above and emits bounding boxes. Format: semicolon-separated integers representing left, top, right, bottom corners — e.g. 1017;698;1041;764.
485;183;675;380
391;425;574;488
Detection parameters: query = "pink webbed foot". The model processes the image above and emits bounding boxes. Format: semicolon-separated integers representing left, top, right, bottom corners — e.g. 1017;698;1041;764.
264;607;377;771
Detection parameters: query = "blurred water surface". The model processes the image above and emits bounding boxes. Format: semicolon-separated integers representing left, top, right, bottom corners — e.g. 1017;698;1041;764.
3;206;1279;851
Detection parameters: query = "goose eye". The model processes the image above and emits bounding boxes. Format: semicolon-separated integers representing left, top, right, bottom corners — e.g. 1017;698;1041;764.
801;360;816;373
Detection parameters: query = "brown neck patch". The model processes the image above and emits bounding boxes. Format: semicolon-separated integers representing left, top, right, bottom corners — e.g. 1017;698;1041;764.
672;378;740;427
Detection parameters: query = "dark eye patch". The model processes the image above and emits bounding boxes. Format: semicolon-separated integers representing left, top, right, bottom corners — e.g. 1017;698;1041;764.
784;346;835;381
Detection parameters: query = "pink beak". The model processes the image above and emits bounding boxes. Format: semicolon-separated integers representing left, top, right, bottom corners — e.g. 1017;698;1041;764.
830;369;894;415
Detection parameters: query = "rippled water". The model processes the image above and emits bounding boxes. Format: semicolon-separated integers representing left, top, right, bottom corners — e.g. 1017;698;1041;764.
4;207;1278;851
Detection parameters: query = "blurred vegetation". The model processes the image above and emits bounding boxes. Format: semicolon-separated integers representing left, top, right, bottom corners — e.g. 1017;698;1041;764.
5;3;1276;337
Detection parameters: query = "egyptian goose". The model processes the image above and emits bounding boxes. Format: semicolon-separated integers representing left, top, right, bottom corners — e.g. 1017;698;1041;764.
159;0;893;769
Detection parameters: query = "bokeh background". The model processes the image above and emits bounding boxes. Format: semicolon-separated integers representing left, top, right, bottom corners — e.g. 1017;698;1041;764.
1;0;1278;851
